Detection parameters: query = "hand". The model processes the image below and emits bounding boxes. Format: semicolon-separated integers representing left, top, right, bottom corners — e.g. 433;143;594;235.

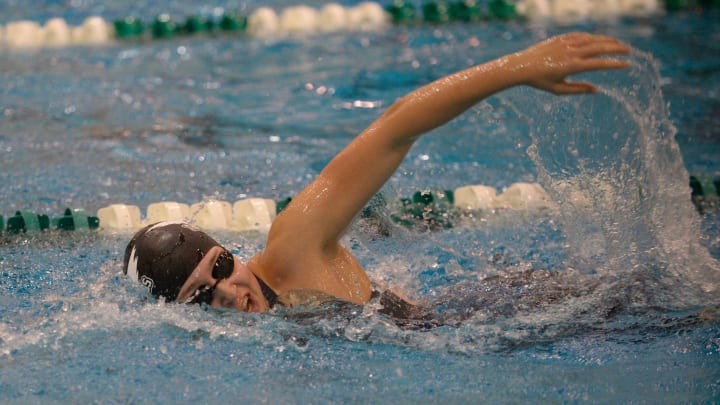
513;32;631;94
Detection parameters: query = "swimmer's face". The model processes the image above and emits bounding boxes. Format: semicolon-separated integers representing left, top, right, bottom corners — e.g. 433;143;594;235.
176;246;269;313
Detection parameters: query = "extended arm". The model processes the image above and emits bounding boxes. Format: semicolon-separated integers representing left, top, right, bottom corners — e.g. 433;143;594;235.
271;33;629;246
252;33;629;301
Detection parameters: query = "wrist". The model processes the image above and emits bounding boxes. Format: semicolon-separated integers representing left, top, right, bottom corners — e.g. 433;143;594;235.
499;51;534;88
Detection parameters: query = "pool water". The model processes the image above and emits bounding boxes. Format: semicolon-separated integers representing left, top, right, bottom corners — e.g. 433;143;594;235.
1;1;719;402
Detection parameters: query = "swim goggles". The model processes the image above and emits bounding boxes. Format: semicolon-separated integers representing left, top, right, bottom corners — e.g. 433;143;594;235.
185;249;235;306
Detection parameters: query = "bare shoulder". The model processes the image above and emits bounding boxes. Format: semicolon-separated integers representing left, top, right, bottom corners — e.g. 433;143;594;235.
249;239;373;305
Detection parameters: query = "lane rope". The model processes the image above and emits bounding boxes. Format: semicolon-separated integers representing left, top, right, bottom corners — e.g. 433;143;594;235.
1;1;717;51
2;176;717;234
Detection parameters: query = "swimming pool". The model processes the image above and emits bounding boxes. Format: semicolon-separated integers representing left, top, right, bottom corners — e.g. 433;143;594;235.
1;1;719;402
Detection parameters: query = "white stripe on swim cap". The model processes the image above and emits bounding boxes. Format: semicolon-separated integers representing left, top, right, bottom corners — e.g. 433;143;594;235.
126;246;139;282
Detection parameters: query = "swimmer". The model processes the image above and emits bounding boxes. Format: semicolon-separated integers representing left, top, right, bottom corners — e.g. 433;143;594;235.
124;33;631;318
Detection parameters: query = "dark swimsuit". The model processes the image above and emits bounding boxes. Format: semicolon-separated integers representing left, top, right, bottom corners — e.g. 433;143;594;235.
258;277;279;308
268;270;600;330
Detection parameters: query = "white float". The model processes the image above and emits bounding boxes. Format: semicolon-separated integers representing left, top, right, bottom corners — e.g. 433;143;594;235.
5;21;43;50
619;0;661;17
97;204;143;230
43;18;72;47
494;182;553;210
232;198;276;232
146;202;191;224
279;5;318;34
453;185;499;211
247;7;280;37
71;16;112;45
589;0;622;21
190;200;233;230
318;3;348;32
346;2;390;31
515;0;552;21
551;0;591;24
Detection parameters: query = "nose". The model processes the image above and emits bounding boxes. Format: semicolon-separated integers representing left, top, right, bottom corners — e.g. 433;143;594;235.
212;278;255;311
211;279;237;308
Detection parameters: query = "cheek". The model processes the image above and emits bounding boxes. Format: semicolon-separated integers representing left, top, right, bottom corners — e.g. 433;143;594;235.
232;263;255;286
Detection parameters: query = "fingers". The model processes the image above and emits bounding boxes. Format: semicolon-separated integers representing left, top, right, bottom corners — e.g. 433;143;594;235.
525;33;630;95
576;40;631;59
568;32;623;46
580;57;631;72
569;34;631;72
552;81;597;95
558;32;631;58
575;34;629;54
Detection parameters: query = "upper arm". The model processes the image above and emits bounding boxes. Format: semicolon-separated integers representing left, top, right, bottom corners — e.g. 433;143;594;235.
265;56;518;252
268;113;415;252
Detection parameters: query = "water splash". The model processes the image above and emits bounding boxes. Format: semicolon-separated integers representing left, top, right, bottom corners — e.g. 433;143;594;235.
505;48;719;309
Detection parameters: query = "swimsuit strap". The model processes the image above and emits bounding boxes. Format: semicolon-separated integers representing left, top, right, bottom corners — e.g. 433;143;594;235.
257;277;278;309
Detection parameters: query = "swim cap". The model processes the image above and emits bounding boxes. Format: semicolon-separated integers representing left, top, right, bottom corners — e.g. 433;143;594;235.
123;221;223;301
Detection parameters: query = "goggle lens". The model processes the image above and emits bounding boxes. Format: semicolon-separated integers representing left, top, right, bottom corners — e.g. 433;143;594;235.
186;248;234;306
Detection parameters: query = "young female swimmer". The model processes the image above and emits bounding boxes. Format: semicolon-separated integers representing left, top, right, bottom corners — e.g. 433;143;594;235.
124;32;631;314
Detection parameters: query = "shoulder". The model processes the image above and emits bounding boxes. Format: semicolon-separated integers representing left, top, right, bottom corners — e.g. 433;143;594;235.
249;243;373;305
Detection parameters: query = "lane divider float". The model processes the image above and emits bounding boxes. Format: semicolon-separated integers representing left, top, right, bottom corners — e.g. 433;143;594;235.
0;182;550;234
3;176;716;235
1;1;718;51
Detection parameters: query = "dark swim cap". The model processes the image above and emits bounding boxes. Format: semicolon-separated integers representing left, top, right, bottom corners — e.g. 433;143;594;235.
123;221;222;301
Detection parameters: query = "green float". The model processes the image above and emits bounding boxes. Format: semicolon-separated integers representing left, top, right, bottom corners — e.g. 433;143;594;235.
387;0;417;23
395;189;457;230
152;14;178;38
52;208;100;231
451;1;483;22
220;12;248;31
664;0;697;10
184;15;214;34
488;0;517;20
690;175;720;197
113;16;144;39
6;211;50;233
423;1;453;23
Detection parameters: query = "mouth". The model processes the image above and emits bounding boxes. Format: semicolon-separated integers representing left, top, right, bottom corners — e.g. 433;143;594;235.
240;293;254;312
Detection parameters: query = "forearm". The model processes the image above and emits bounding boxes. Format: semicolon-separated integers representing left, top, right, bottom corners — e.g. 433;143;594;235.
373;33;630;147
374;54;526;147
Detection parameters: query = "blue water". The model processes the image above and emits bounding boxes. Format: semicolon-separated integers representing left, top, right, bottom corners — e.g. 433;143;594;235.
1;1;719;403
